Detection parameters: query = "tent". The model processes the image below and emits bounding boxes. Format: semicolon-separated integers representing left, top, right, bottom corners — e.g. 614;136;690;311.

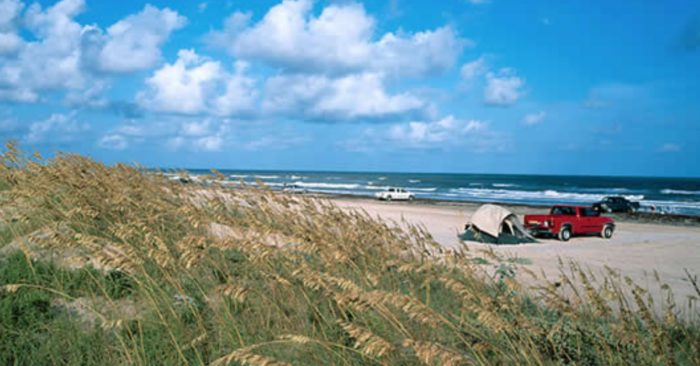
458;204;537;244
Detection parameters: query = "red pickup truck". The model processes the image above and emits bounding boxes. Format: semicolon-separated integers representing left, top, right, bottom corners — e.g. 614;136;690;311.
524;205;615;241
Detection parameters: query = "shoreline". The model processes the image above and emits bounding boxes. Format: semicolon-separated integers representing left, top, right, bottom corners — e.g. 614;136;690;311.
304;191;700;226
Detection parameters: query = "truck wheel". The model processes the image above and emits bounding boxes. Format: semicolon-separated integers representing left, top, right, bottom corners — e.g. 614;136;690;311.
386;195;392;201
601;225;614;239
409;195;415;201
558;227;571;242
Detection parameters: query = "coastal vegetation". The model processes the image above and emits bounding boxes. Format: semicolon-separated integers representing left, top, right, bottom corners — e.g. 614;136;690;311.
0;142;698;365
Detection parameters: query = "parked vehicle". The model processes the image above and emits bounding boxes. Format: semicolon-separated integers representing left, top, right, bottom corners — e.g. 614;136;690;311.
593;196;641;213
282;184;307;194
524;205;615;241
375;187;415;201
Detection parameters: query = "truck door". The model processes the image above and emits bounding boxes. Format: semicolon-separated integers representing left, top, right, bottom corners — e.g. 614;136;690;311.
581;207;601;232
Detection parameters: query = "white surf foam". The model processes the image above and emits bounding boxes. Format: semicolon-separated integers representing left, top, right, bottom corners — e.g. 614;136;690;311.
661;189;700;195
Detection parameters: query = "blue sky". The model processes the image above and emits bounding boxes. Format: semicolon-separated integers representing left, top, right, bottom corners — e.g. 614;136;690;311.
0;0;698;176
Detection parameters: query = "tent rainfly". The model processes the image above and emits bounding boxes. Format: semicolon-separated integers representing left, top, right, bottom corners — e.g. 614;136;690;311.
458;204;537;244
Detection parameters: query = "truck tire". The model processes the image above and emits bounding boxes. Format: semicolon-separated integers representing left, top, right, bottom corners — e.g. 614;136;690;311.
409;195;415;201
386;195;392;201
558;226;572;241
601;225;614;239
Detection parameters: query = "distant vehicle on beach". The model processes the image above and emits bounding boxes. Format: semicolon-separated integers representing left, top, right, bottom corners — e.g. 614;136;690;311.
375;187;415;201
593;196;641;213
524;205;615;241
282;184;308;194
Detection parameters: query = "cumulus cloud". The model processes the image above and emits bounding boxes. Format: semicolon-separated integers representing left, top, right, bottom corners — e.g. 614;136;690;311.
138;49;257;116
484;68;524;106
262;72;425;121
82;5;186;73
25;112;88;144
207;0;467;77
0;0;185;104
522;111;545;126
0;0;87;102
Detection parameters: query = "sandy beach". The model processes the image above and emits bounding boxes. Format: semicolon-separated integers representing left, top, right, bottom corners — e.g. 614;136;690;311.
332;197;700;304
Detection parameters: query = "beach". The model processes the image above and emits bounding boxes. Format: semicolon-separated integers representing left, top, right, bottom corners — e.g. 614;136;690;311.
332;196;700;304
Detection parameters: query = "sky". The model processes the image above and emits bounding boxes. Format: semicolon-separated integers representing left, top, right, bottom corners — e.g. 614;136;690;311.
0;0;699;176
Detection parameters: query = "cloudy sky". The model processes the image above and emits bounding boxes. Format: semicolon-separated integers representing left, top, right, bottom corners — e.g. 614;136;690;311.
0;0;698;176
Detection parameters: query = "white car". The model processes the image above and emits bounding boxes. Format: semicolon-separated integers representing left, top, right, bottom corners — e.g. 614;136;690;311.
375;187;415;201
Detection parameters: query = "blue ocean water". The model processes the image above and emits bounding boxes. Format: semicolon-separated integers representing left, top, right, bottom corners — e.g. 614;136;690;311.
179;170;700;216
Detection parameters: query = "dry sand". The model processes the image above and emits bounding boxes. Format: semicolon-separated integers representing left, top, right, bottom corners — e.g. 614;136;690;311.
332;197;700;307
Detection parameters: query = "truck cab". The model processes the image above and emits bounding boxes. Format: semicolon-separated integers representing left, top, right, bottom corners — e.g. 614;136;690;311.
374;187;415;201
524;205;615;241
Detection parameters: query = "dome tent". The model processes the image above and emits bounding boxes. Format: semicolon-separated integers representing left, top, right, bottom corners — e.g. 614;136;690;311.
458;204;537;244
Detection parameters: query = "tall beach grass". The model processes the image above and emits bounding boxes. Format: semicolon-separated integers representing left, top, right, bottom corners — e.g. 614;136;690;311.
0;141;698;365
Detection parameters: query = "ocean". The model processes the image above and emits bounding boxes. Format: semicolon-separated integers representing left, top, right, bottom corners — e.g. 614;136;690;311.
177;170;700;217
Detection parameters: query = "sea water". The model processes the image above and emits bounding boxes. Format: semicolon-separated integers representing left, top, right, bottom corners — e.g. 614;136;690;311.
177;170;700;216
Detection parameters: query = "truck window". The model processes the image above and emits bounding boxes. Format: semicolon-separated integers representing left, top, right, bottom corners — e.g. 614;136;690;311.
552;207;575;215
582;208;599;217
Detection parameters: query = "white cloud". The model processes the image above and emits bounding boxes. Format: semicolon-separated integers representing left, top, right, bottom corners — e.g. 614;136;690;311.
139;50;222;114
0;0;23;55
138;49;257;116
194;135;223;151
82;5;186;73
213;61;258;116
98;134;128;150
658;143;681;153
0;0;23;29
387;116;487;146
102;117;232;152
484;68;525;106
522;111;546;126
460;56;487;81
208;0;467;77
25;112;88;144
262;72;425;121
0;0;185;103
345;115;504;151
0;0;87;100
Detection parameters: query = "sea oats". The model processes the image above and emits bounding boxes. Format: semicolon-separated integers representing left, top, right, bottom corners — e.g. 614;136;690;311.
340;321;394;358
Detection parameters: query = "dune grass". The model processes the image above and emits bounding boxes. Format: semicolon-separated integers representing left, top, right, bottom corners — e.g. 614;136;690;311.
0;141;698;365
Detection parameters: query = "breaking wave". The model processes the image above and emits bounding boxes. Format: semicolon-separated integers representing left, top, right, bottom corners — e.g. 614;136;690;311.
448;187;644;203
661;189;700;195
